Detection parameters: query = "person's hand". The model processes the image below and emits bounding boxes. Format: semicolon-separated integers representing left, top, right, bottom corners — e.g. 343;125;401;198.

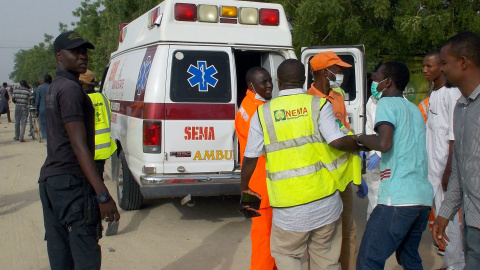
366;153;381;170
99;198;121;222
356;176;368;199
432;216;450;247
241;188;262;201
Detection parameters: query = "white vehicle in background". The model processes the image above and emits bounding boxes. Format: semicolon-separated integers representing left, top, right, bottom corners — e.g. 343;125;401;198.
101;0;366;210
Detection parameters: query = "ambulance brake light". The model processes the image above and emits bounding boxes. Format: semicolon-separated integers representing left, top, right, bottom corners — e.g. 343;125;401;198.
198;5;218;23
259;9;279;26
175;3;197;21
143;121;162;153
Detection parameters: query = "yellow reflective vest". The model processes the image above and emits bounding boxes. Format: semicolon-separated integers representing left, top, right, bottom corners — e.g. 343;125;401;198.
87;92;117;160
258;94;361;208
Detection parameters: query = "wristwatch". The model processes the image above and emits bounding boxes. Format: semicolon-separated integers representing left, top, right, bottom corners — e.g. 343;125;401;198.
95;192;110;204
356;133;364;147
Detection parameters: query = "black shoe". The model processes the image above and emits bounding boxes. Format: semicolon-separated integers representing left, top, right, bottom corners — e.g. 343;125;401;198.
19;138;25;142
13;137;19;141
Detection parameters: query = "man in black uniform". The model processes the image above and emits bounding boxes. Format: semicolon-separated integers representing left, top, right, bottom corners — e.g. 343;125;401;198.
38;31;120;270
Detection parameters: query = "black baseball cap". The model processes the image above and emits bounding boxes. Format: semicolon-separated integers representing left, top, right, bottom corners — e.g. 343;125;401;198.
54;31;94;53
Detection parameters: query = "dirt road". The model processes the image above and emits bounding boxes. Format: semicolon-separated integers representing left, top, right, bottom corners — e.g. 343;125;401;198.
0;104;443;269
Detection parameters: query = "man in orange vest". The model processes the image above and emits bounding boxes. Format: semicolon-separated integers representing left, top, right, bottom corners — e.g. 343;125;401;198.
306;51;357;270
235;67;276;270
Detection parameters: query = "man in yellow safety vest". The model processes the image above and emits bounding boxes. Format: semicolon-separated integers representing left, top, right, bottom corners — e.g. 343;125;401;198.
241;59;361;269
79;70;117;181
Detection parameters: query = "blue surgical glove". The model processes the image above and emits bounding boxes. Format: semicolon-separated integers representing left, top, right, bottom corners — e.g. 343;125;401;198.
359;151;366;161
356;176;368;199
366;153;381;170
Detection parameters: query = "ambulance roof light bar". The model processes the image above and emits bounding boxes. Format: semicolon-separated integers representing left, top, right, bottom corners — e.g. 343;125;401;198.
173;3;279;26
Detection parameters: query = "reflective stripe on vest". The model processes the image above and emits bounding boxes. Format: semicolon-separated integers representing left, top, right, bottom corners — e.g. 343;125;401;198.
258;94;361;208
87;92;117;160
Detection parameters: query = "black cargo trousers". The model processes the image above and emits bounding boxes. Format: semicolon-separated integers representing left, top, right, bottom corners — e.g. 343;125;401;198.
39;174;101;270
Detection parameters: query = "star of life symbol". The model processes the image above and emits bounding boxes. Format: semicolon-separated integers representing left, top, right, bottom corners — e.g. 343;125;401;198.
187;61;218;92
136;56;152;95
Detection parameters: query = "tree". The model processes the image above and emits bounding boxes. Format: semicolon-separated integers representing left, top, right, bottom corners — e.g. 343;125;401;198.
265;0;480;71
72;0;160;78
9;35;56;84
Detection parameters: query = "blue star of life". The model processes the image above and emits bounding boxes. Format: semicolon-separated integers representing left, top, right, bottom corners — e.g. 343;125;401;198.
136;56;152;95
187;61;218;92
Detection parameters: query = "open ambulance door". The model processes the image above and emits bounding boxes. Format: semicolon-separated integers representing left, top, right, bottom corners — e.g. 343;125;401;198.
300;46;366;134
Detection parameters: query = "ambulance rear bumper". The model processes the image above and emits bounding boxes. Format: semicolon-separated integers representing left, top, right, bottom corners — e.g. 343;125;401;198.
139;172;241;198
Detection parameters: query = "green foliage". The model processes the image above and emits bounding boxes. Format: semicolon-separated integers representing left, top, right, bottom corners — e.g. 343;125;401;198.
9;40;56;84
10;0;480;81
265;0;480;72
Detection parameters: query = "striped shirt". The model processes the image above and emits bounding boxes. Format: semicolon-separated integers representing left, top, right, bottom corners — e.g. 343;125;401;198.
12;88;33;106
438;83;480;228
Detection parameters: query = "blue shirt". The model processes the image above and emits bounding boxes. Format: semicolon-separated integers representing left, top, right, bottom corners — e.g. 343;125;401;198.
374;96;433;206
36;83;50;113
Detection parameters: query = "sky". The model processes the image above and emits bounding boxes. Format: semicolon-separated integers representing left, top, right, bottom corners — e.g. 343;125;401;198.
0;0;84;85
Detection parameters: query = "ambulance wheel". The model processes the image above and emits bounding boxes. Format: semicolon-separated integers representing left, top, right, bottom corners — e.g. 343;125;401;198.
117;151;143;210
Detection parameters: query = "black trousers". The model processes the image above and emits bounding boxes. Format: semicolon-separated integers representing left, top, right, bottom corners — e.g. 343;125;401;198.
39;174;101;270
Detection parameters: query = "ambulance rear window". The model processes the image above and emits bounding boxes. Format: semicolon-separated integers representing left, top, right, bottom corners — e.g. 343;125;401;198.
170;50;231;103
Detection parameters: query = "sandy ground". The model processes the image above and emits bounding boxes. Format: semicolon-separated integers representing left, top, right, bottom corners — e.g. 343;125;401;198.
0;103;444;270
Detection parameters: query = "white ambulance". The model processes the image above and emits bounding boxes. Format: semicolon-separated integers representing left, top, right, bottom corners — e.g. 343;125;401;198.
101;0;366;210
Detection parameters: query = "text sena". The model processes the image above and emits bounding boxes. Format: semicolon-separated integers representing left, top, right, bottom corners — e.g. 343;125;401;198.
184;126;215;140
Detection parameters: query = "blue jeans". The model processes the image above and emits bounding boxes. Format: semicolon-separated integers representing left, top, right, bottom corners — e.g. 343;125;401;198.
357;204;430;270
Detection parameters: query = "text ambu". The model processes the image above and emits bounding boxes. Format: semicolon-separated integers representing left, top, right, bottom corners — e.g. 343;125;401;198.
193;150;234;160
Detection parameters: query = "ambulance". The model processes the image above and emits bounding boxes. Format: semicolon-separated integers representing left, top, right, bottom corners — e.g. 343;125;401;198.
101;0;366;210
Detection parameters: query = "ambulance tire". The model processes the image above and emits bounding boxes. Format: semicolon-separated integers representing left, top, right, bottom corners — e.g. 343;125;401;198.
118;151;144;210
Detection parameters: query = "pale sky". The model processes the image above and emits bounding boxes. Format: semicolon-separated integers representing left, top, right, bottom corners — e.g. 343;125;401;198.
0;0;84;85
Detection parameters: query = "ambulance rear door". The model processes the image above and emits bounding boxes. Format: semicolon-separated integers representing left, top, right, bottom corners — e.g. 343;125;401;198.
300;46;366;134
163;45;236;174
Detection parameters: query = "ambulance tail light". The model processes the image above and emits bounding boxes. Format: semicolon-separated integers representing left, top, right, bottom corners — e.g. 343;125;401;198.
175;3;197;21
119;23;128;43
143;120;162;153
148;7;162;29
259;9;279;26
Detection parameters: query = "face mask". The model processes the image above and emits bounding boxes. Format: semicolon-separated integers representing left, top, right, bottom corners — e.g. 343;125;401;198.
326;68;344;88
371;78;388;99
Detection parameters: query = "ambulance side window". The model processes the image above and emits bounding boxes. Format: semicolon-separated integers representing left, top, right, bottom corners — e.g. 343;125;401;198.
170;50;231;103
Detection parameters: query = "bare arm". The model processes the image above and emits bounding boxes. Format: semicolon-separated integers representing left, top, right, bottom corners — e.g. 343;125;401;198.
357;124;394;153
329;135;360;152
240;156;261;199
65;121;120;221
